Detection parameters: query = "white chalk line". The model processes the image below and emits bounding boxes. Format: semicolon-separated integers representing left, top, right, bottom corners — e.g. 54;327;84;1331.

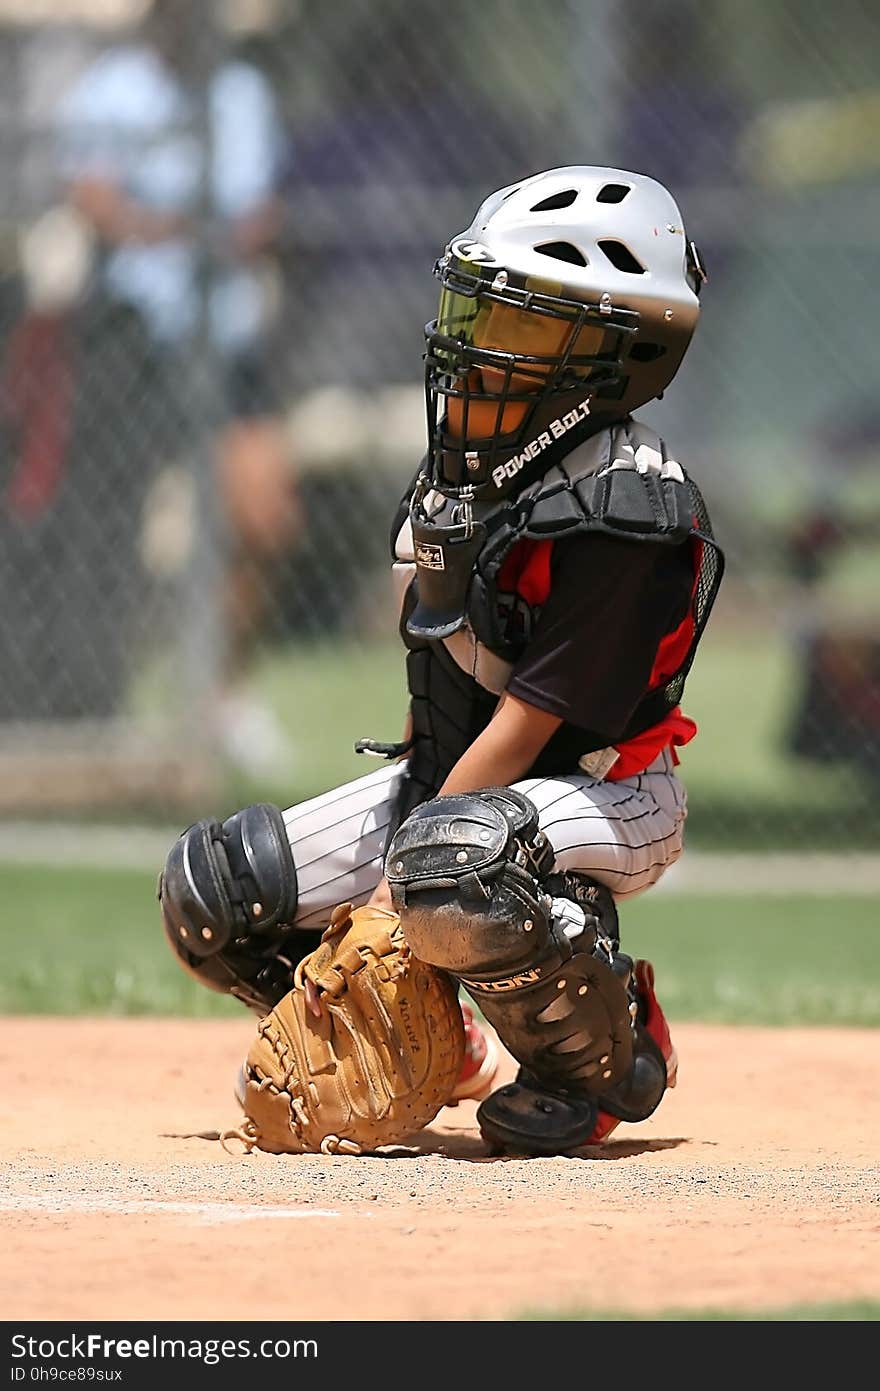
0;1194;339;1223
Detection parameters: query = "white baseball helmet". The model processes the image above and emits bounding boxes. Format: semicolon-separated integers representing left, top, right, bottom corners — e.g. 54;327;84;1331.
424;166;706;496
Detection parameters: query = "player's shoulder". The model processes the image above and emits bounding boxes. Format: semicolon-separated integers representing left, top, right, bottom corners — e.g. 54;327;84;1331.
529;412;710;550
213;58;275;105
79;43;164;89
547;414;690;492
616;414;689;477
60;44;176;122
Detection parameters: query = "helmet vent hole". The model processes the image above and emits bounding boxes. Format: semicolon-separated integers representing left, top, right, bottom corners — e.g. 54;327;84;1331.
534;241;588;267
530;189;578;212
596;183;631;204
628;342;667;363
598;240;645;274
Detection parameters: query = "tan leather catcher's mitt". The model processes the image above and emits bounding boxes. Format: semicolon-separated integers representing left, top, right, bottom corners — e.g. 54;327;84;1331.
235;902;465;1155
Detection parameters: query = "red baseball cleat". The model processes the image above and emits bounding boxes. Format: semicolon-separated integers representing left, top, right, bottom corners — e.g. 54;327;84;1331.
448;1001;500;1104
587;957;678;1142
635;957;678;1089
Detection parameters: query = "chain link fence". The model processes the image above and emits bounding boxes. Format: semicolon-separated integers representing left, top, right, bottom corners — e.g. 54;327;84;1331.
0;0;878;847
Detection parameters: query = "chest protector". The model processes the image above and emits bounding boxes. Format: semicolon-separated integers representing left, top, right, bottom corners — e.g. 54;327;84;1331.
388;417;724;827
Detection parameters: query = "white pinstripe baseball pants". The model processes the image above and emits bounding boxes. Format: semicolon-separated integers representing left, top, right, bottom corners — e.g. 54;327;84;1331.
283;748;687;932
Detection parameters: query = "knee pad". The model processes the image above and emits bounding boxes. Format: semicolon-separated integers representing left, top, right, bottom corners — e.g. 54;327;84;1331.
385;786;554;976
158;802;300;1014
385;788;649;1104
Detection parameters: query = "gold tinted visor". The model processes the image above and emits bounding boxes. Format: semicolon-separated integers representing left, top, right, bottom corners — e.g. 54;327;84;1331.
436;282;608;393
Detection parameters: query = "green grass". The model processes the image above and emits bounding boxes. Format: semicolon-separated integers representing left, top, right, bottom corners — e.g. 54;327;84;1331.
2;862;877;1024
622;892;880;1027
674;634;858;804
224;638;409;809
209;627;878;849
128;621;880;847
515;1299;880;1321
1;864;241;1017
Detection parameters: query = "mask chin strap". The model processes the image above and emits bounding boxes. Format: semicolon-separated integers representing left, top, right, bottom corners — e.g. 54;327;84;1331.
404;484;487;640
433;388;604;502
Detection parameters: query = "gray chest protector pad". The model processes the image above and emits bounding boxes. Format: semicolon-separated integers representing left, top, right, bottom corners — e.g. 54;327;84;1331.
400;417;722;660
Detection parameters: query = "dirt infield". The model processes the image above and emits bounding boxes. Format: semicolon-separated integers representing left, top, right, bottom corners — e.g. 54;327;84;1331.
1;1017;878;1321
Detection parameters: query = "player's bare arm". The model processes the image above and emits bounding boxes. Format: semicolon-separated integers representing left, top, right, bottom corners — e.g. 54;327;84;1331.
437;692;562;796
368;693;561;908
70;176;190;245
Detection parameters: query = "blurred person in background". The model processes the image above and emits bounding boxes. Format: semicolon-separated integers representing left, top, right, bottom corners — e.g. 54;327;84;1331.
54;0;302;773
0;204;161;721
271;9;544;640
782;410;880;785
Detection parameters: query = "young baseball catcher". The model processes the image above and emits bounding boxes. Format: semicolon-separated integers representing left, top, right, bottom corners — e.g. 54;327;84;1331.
159;165;724;1157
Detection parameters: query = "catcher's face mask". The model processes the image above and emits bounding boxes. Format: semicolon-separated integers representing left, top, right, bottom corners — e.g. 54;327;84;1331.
424;249;636;498
422;167;708;500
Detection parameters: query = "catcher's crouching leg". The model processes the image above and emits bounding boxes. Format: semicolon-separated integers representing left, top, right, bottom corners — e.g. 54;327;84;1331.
158;803;308;1015
385;787;672;1156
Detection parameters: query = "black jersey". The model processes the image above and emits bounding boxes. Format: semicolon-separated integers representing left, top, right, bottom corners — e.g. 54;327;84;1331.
507;530;696;743
386;418;723;827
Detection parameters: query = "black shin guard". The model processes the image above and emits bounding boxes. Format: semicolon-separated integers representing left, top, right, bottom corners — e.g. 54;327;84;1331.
385;790;663;1148
476;1076;600;1155
159;802;306;1014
